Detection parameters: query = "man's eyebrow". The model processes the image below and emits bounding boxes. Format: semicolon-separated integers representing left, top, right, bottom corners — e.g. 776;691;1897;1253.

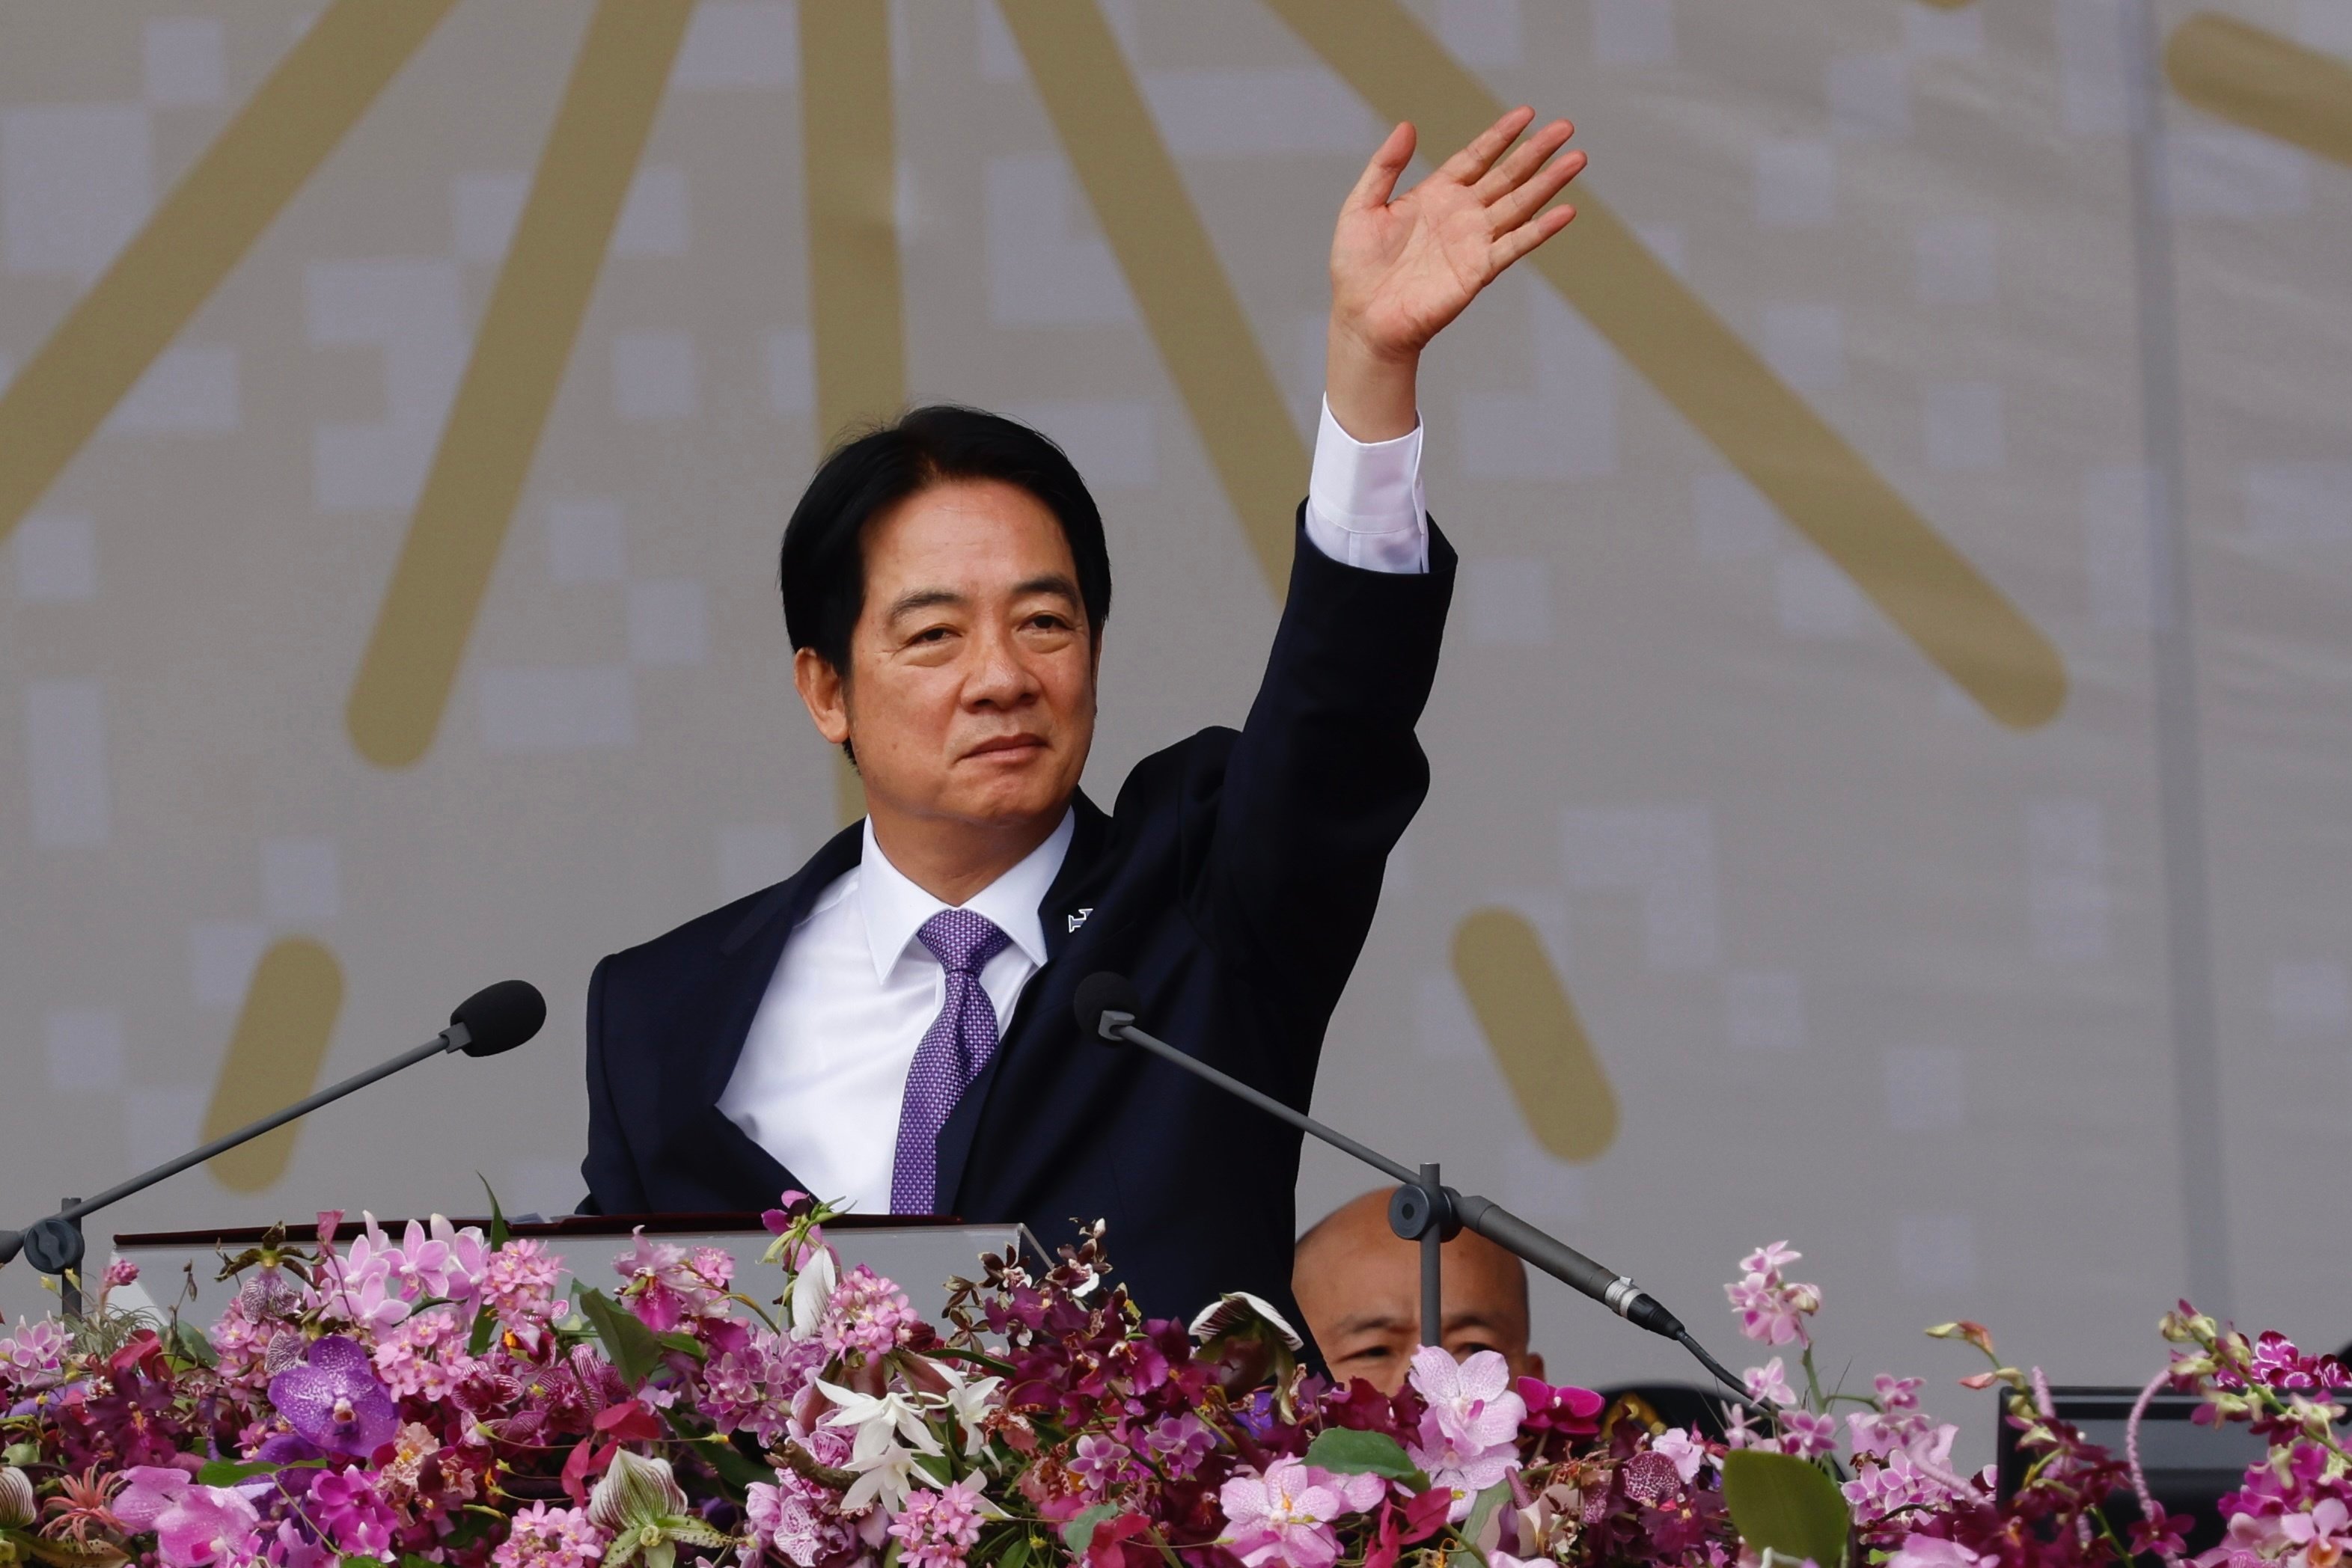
1012;573;1081;602
884;587;967;624
1330;1312;1412;1337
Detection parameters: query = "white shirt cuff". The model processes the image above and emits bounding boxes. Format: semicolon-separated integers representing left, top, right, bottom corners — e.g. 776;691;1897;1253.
1302;396;1429;575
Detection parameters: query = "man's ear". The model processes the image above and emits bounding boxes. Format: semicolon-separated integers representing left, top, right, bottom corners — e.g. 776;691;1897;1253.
1524;1349;1545;1383
793;646;852;747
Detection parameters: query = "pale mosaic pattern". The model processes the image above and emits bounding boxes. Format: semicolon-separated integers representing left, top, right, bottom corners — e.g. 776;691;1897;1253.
0;1;2346;1439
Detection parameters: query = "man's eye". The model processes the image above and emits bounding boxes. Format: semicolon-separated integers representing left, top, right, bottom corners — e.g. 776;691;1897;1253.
911;626;953;644
1027;613;1069;631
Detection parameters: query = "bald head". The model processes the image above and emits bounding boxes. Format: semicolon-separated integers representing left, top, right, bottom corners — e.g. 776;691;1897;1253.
1293;1189;1543;1397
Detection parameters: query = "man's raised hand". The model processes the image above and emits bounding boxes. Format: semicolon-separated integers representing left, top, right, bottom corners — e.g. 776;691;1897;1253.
1325;108;1583;442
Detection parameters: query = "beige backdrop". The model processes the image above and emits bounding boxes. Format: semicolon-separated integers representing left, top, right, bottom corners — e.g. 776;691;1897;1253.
4;0;2350;1423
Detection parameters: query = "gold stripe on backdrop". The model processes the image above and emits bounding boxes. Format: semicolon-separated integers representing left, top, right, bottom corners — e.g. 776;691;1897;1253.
201;939;346;1192
0;0;457;545
998;0;1310;595
1268;0;2068;731
345;0;695;771
800;0;908;825
2166;14;2352;169
1453;910;1618;1163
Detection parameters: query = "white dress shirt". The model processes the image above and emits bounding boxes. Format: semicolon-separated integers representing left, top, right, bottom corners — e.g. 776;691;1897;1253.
716;399;1429;1213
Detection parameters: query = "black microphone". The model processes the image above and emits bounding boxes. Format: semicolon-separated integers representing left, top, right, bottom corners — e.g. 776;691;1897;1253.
0;981;547;1283
448;978;547;1058
1074;972;1759;1405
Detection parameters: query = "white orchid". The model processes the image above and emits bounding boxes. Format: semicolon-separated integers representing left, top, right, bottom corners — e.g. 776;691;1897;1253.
816;1379;944;1460
788;1246;837;1339
838;1436;926;1514
933;1362;1006;1457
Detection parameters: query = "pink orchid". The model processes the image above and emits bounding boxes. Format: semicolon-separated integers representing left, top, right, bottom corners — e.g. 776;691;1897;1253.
112;1466;196;1530
1887;1534;1987;1568
1220;1457;1385;1568
1407;1347;1525;1450
1405;1410;1520;1520
1741;1241;1803;1275
1653;1427;1708;1483
2279;1498;2352;1568
1780;1407;1840;1459
1743;1358;1798;1408
162;1492;260;1568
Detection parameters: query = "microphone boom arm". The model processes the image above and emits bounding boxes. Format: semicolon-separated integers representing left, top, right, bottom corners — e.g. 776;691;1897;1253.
1087;999;1762;1409
0;981;543;1297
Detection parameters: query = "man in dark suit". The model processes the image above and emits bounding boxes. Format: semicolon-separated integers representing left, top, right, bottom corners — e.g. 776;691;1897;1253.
581;108;1586;1328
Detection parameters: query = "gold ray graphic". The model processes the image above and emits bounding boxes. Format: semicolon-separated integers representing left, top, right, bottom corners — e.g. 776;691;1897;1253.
344;0;695;770
1453;910;1618;1163
998;0;1311;592
1267;0;2069;730
800;0;905;825
0;0;456;545
2166;13;2352;169
201;939;346;1192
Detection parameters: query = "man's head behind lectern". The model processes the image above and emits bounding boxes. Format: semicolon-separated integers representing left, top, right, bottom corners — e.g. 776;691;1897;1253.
782;408;1112;899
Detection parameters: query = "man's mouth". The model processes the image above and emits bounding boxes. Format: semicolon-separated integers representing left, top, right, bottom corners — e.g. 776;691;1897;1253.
965;734;1048;759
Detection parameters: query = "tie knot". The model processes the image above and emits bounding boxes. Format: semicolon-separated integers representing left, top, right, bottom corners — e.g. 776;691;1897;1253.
918;908;1011;975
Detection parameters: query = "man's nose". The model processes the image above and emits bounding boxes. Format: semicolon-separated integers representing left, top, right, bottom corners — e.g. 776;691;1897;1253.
964;627;1039;706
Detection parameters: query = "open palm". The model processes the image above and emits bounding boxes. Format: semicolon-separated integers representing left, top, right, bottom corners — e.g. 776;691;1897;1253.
1330;108;1583;365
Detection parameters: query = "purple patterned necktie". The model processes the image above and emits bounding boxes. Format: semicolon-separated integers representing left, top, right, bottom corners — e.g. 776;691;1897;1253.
890;908;1013;1214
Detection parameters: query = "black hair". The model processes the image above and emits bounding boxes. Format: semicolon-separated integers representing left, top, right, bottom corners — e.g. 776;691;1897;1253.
779;405;1113;687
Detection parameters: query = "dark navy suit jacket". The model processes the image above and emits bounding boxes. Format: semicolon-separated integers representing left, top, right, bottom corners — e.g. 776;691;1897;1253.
581;511;1456;1327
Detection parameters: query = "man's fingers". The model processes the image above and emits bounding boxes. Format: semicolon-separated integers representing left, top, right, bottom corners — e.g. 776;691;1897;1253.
1488;203;1576;275
1435;105;1536;184
1486;148;1586;235
1348;121;1417;209
1473;119;1575;203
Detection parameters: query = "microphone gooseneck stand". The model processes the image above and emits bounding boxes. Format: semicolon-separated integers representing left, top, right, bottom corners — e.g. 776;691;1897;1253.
1072;973;1760;1409
0;980;548;1314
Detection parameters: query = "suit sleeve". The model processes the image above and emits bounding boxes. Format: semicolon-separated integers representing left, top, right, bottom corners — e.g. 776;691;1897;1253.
1186;506;1456;1069
579;954;650;1215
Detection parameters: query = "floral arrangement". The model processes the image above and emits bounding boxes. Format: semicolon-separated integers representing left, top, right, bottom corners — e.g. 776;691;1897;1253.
0;1196;2340;1568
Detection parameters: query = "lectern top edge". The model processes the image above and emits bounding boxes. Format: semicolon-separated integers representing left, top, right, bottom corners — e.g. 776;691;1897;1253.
114;1211;975;1249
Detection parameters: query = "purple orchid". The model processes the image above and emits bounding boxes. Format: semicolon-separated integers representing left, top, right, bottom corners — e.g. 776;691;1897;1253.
266;1335;398;1460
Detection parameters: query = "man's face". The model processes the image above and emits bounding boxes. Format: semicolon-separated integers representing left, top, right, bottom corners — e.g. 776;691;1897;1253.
1294;1201;1543;1396
796;479;1098;836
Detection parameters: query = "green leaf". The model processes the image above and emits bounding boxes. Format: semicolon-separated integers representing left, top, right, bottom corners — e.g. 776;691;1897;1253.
1062;1504;1123;1557
468;1305;497;1358
1304;1427;1427;1483
653;1330;708;1363
996;1534;1032;1568
170;1320;218;1369
195;1457;324;1487
1459;1480;1512;1554
576;1287;662;1386
478;1176;511;1249
698;1438;771;1495
402;1555;443;1568
342;1556;384;1568
1721;1449;1852;1568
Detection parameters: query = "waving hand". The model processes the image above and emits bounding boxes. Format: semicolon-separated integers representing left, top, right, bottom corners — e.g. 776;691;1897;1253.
1325;108;1583;441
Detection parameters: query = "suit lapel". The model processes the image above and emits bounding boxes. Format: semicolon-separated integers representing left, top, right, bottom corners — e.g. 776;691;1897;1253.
934;794;1111;1209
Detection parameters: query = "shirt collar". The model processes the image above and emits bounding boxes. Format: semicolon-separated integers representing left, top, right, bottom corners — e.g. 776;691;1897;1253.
857;809;1075;984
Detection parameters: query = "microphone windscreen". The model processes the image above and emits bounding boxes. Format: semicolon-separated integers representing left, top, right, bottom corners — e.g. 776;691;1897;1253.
450;980;547;1059
1072;972;1143;1043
